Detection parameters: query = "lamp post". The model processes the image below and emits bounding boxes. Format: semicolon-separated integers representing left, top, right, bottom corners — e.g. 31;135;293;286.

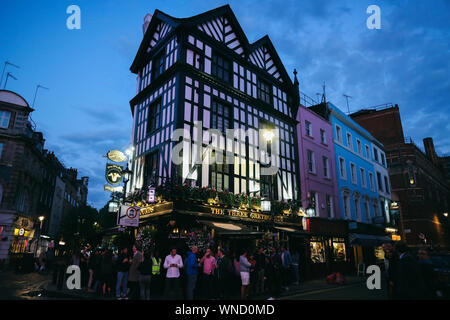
121;164;133;203
34;216;45;257
305;203;316;217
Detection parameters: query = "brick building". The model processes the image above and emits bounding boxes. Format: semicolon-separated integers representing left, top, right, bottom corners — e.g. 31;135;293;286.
0;90;89;264
350;104;450;248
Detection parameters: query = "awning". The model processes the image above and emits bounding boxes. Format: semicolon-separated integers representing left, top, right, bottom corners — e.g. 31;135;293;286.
274;226;308;237
348;233;392;247
197;220;264;238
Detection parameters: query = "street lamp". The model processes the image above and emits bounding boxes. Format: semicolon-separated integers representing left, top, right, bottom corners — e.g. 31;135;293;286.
121;164;133;200
35;216;45;257
306;204;316;217
263;129;275;142
261;199;271;213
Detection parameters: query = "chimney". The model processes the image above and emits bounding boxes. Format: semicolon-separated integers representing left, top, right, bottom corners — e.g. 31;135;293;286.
142;13;152;36
423;137;438;164
293;69;300;107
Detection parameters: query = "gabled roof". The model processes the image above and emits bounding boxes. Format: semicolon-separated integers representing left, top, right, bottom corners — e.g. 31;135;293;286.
130;5;293;86
248;35;291;84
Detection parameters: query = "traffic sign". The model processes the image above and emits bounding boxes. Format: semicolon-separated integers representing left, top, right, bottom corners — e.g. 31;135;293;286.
117;205;140;227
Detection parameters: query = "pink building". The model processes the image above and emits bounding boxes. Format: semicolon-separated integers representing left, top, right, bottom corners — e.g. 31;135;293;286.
296;103;340;219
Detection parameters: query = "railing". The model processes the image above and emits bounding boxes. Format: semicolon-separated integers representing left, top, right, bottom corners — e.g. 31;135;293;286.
300;91;319;107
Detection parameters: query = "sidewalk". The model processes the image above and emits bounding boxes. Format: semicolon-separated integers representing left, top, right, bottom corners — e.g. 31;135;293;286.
42;275;366;300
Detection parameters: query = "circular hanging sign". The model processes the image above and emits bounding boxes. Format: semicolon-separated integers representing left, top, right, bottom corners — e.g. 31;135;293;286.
106;150;128;163
105;163;123;185
18;228;25;236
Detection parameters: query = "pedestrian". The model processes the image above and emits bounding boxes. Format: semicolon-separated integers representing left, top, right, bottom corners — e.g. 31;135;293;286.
115;247;131;300
292;250;300;286
46;248;55;275
232;252;241;296
87;248;97;292
215;248;231;299
248;252;257;298
417;247;436;299
138;251;153;300
128;244;143;300
54;254;68;290
255;248;266;294
151;251;163;297
200;248;216;299
393;241;425;300
269;247;282;298
239;249;252;300
100;249;114;297
38;250;46;272
280;246;292;290
382;241;398;299
80;247;89;288
163;247;183;299
184;246;199;300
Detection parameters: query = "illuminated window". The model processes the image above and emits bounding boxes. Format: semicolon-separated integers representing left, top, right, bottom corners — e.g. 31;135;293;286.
310;239;326;263
332;239;346;262
210;159;229;192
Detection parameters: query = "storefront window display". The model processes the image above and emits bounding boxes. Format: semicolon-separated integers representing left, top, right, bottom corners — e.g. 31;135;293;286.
332;238;346;262
310;238;326;263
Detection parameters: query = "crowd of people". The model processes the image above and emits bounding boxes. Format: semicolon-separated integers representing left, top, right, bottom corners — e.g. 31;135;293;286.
382;241;440;300
37;244;301;300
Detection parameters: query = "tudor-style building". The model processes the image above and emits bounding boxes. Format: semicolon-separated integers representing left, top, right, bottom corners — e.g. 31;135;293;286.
126;6;303;254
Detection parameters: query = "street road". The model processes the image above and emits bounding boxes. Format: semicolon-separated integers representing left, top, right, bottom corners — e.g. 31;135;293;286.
281;280;387;300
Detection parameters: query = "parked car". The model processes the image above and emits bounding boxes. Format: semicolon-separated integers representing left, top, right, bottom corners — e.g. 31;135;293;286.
430;253;450;298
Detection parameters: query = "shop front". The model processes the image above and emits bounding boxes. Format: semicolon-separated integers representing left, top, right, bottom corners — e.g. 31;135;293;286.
8;216;38;272
348;222;392;270
303;217;351;279
125;199;305;260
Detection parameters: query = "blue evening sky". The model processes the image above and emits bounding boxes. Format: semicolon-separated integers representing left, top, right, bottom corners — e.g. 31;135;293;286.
1;0;449;209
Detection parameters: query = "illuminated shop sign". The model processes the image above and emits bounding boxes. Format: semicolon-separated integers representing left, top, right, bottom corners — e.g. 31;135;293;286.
211;208;271;221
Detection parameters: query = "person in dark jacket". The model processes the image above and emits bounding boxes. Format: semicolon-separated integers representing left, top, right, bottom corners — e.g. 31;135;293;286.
215;248;231;299
382;241;398;299
394;242;425;300
255;248;266;294
100;250;114;296
138;251;153;300
418;247;436;299
115;247;131;299
184;246;198;300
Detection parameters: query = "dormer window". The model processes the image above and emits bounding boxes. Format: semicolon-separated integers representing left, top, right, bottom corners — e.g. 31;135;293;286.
0;111;11;128
152;50;165;80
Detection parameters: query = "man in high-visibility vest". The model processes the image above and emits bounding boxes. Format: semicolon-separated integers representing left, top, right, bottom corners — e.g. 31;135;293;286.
152;256;161;275
151;251;162;295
